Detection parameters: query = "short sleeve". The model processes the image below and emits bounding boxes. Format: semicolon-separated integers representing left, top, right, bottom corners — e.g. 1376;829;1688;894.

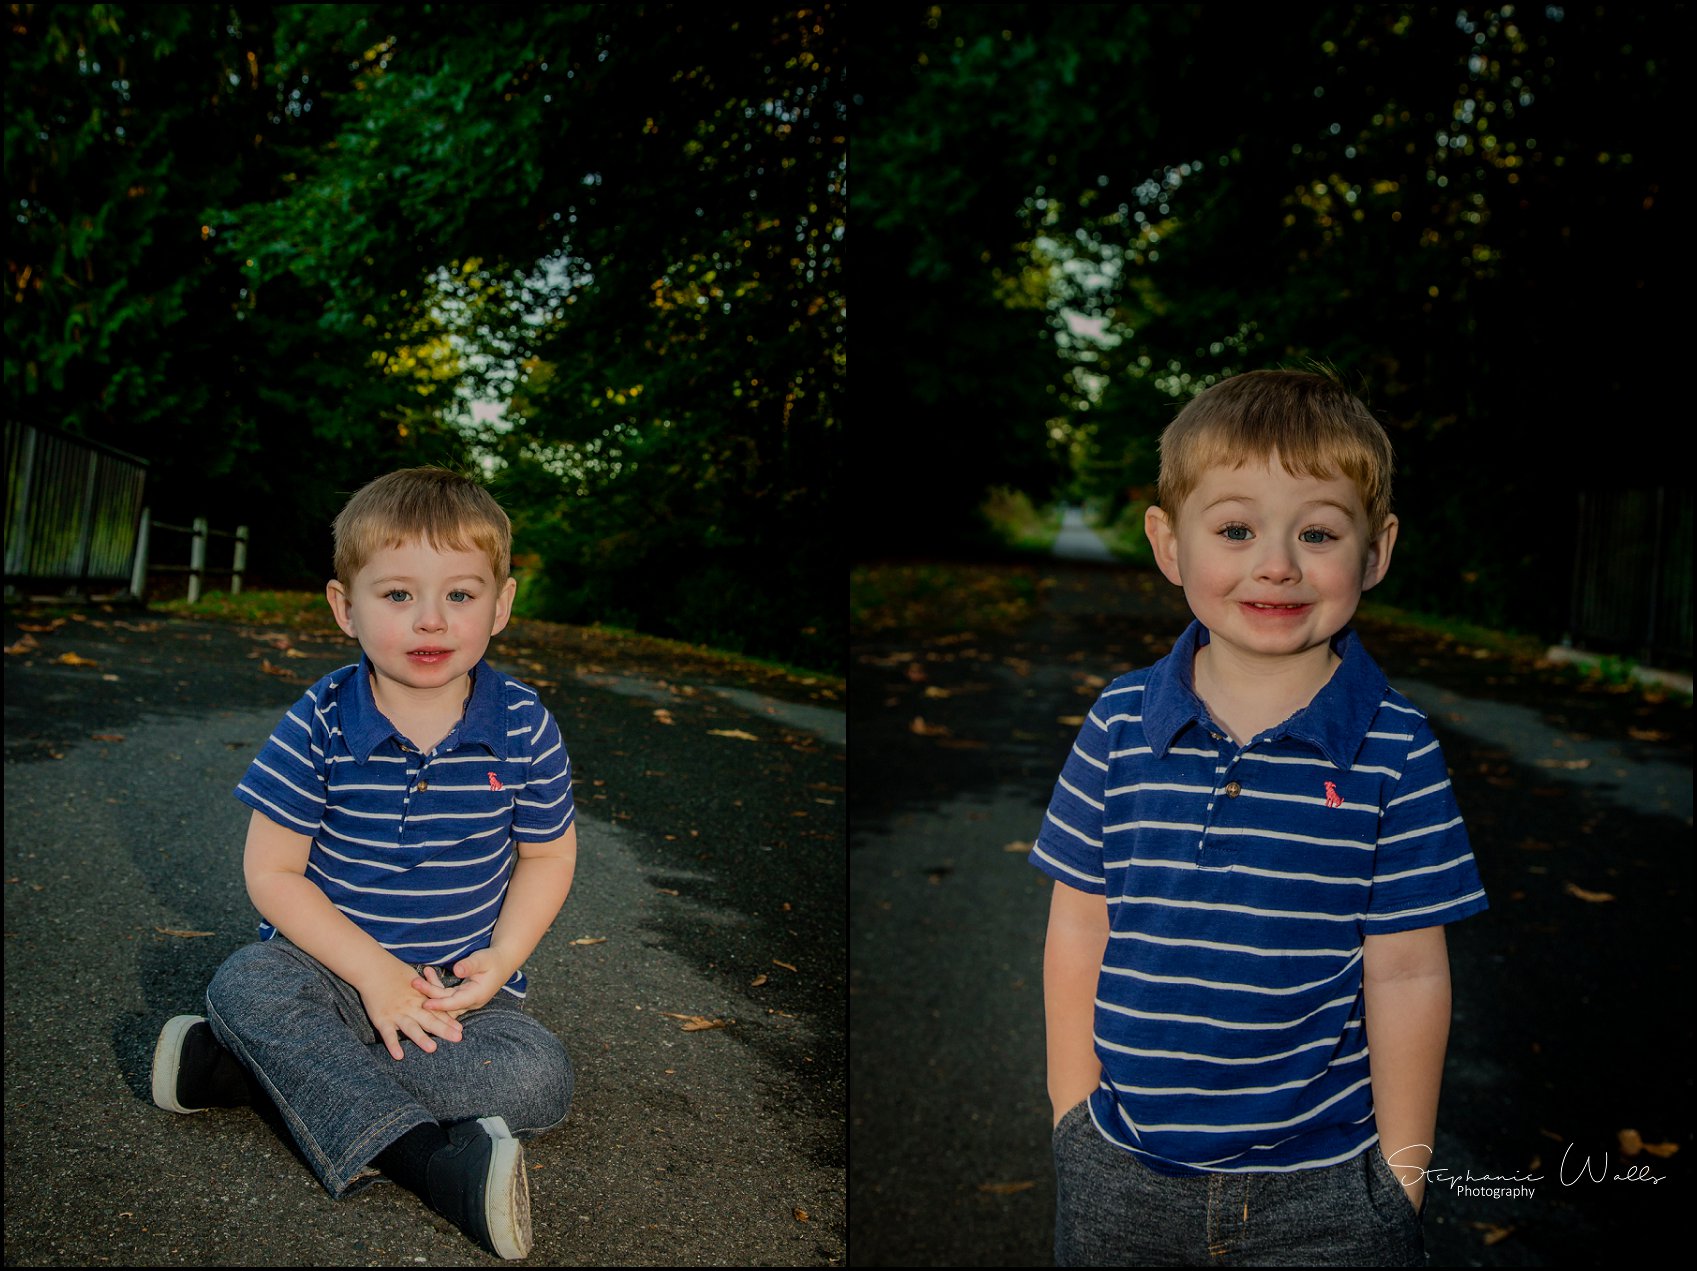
1027;694;1118;894
512;706;575;841
1365;716;1489;934
234;685;330;834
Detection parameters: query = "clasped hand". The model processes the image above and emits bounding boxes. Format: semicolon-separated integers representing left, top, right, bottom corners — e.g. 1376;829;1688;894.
360;951;511;1060
411;949;508;1018
358;958;465;1061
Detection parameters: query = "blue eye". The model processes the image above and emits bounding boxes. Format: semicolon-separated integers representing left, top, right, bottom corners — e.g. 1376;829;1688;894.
1220;524;1252;542
1299;528;1336;545
449;590;472;603
384;589;411;602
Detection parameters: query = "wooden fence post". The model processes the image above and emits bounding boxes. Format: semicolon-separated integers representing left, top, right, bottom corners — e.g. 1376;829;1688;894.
188;516;207;603
129;506;151;600
233;525;249;596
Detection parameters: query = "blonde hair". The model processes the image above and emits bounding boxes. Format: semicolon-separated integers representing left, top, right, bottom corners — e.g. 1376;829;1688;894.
331;467;512;584
1155;370;1395;531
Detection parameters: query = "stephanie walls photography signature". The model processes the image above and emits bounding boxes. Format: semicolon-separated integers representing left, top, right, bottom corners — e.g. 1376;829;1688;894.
1386;1144;1668;1197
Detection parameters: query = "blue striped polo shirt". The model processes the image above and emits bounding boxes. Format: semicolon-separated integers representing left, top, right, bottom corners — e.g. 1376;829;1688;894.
235;656;575;998
1031;620;1488;1173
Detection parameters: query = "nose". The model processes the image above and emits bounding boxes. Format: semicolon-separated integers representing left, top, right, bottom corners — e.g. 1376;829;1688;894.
1253;541;1300;585
414;598;448;632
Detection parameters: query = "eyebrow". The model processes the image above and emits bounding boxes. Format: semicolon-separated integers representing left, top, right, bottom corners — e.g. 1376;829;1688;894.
368;575;488;585
1201;495;1359;518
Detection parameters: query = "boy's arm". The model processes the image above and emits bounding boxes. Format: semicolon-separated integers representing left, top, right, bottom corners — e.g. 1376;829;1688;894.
1363;924;1451;1213
418;824;578;1014
242;809;464;1060
1044;880;1110;1126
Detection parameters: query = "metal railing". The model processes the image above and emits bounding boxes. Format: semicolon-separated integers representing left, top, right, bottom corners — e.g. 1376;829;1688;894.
4;422;148;596
1568;487;1693;669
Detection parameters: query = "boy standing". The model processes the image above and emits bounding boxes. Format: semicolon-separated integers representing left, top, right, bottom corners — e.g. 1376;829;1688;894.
1034;371;1487;1266
151;467;577;1260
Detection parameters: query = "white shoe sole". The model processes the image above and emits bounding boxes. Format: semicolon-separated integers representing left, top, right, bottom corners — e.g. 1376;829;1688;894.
151;1014;209;1114
476;1116;533;1260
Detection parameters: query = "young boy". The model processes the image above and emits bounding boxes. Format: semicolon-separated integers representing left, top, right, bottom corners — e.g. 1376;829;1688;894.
1033;370;1488;1266
150;466;578;1261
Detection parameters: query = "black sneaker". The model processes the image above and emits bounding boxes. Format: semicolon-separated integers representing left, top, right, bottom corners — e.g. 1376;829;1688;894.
425;1116;532;1260
150;1015;251;1113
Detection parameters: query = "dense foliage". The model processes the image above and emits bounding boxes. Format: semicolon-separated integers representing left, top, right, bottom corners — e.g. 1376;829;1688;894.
8;4;844;671
859;4;1687;637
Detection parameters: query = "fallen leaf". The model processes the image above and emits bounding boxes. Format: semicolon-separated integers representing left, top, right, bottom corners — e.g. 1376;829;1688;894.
1003;840;1031;853
16;620;64;632
4;634;40;654
793;1208;810;1222
977;1180;1036;1195
938;738;988;750
653;708;676;725
1618;1128;1643;1155
1535;757;1592;770
923;685;952;698
154;926;216;938
905;662;927;683
655;887;680;896
773;959;797;972
909;716;949;736
1564;882;1617;903
568;936;608;946
259;659;293;677
750;974;768;987
100;673;120;682
1643;1140;1681;1159
658;1012;728;1031
283;646;310;659
91;733;125;743
55;651;99;667
1628;726;1672;742
707;728;759;741
1056;714;1085;726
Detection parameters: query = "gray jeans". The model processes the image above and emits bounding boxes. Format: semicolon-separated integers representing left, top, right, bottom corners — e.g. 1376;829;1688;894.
205;937;572;1198
1052;1102;1425;1267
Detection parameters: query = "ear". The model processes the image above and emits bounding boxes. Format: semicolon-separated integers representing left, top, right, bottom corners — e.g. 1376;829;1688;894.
1362;514;1399;591
489;575;518;637
325;579;358;638
1144;504;1185;587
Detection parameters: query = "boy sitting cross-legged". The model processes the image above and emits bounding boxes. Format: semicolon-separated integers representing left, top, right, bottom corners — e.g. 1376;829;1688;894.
152;467;578;1261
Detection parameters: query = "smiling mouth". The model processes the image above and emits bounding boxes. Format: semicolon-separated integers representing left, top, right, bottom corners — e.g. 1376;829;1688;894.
1244;602;1310;610
408;648;451;656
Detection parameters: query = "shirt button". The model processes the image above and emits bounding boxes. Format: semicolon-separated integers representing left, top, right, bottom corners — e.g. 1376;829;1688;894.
1224;781;1242;797
417;780;429;792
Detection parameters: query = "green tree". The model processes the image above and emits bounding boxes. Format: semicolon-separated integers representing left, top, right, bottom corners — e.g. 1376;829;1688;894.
858;4;1687;636
220;4;846;668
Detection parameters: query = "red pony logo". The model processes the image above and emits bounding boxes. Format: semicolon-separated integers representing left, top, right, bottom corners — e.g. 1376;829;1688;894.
488;772;504;791
1323;780;1344;808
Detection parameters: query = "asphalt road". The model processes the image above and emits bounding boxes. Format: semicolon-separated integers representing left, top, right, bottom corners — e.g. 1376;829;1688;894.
3;606;846;1267
849;558;1692;1268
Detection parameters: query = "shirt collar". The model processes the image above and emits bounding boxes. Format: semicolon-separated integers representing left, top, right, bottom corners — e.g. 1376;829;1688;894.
341;655;510;762
1140;620;1387;770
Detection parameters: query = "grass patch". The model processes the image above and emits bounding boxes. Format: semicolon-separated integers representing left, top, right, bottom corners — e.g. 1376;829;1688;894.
851;563;1043;636
979;487;1061;554
1097;499;1156;567
1353;600;1549;661
150;589;334;628
1355;600;1690;704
